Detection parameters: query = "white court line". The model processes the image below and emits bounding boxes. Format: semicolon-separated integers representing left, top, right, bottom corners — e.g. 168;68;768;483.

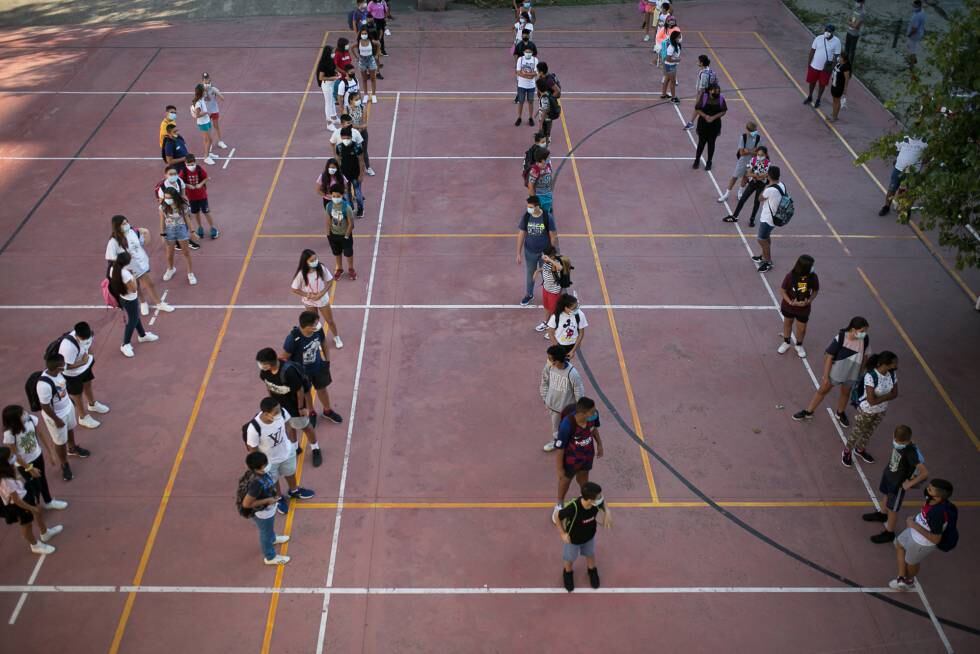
0;303;776;311
314;91;400;654
0;90;677;96
7;555;45;624
0;155;690;162
915;579;955;654
146;289;167;327
221;147;236;170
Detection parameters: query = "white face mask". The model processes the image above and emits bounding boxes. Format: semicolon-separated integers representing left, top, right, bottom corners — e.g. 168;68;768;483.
167;112;176;120
361;34;368;40
853;330;867;339
893;441;907;450
328;167;338;174
164;198;175;205
80;337;94;348
187;164;197;171
824;31;832;39
122;224;131;233
256;362;267;372
524;53;533;59
308;259;319;268
331;197;343;204
341;139;352;146
527;206;536;213
167;174;178;182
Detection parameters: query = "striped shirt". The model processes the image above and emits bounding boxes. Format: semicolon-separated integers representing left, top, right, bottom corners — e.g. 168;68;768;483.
541;262;561;293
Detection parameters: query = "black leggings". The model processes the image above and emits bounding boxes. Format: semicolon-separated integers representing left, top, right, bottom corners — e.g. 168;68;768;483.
361;129;370;169
732;179;766;219
695;132;718;166
18;453;52;504
374;19;387;54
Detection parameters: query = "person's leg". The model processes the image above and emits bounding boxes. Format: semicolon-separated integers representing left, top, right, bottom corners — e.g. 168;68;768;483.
354;180;364;212
370;70;377;96
303;424;318;445
82;380;97;413
556;474;572;505
316;387;333;413
805;380;833;412
68;389;87;424
748;183;764;223
574;470;590;494
728;183;752;217
335;253;344;273
212;115;223;144
202;208;215;230
831;95;841;120
255;515;277;560
179;241;194;273
835;384;851;414
814;80;827;103
524;251;538;298
283;473;299;493
516;88;525;120
138;275;162;304
693;134;706;167
759;237;771;262
794;319;808;346
34;454;53;504
805;80;816;100
165;242;176;270
318;305;340;339
781;317;794;343
907;562;920;579
705;134;716;167
123;299;140;344
19;521;38;546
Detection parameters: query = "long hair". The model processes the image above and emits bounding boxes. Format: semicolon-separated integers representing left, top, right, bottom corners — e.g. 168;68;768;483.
553;293;578;323
110;251;132;297
1;405;25;436
111;214;129;249
0;447;17;479
193;83;205;103
295;249;324;282
318;45;336;76
319;158;343;194
865;350;897;372
160;188;187;213
790;254;814;279
845;316;869;332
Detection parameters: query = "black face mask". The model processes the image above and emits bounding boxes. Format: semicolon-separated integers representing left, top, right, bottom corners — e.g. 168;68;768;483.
924;487;931;499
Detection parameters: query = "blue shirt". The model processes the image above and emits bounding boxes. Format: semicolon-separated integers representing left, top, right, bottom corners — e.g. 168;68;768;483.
519;209;555;255
163;135;188;169
283;328;326;374
908;10;925;41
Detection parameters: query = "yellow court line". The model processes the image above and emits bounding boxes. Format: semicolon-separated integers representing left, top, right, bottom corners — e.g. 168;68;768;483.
258;232;916;240
106;31;331;654
559;108;659;502
857;268;980;451
698;32;850;256
752;32;977;305
291;499;980;509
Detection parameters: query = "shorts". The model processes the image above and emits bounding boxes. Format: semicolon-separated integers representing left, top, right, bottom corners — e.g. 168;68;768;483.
267;450;298;482
562;536;596;562
287;416;311;431
907;39;920;55
888;167;904;194
779;303;811;323
209;112;220;121
732;155;752;179
358;55;378;71
310;363;333;390
805;66;831;88
328;233;354;257
41;408;77;446
189;198;210;214
516;86;535;104
2;490;36;525
895;528;936;565
664;63;678;75
197;121;212;132
882;485;907;513
65;366;94;395
757;221;774;240
165;222;190;242
542;288;560;314
563;462;592;479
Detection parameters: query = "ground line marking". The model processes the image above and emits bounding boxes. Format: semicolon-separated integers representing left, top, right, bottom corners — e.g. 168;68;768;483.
7;554;45;625
221;147;236;170
0;303;778;311
146;288;167;327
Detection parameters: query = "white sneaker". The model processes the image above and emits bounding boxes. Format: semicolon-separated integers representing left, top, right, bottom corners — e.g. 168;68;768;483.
534;322;548;332
218;141;228;149
371;95;378;104
40;525;63;542
737;188;745;200
88;401;110;414
44;499;68;510
777;341;791;355
120;344;135;358
140;301;149;316
156;301;175;312
888;577;914;591
366;167;376;176
274;535;290;545
204;156;216;165
543;330;551;340
30;542;55;555
551;504;561;524
162;267;177;281
384;28;391;36
717;190;730;202
795;344;807;358
138;332;159;343
78;414;101;429
328;123;338;132
333;335;344;349
543;440;555;452
187;273;198;285
264;555;291;565
643;34;651;42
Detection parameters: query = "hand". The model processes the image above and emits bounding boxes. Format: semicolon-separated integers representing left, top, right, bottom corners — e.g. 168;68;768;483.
27;468;41;479
54;417;65;429
596;444;604;458
902;480;913;490
560;532;571;544
906;516;914;528
300;407;310;417
841;96;847;108
567;349;577;360
30;505;42;515
516;254;522;265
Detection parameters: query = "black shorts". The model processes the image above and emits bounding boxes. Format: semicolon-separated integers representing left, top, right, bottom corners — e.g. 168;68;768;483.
65;366;94;396
563;462;592;479
310;362;333;390
189;198;210;214
779;304;811;324
328;233;354;257
2;490;35;525
879;476;907;512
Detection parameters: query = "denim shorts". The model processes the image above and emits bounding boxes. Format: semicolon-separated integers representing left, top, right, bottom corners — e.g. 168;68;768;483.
562;536;596;562
664;63;678;75
517;86;535;103
165;222;190;242
757;221;774;240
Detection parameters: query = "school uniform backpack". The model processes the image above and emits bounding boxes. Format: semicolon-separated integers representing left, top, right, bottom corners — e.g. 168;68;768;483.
771;185;795;226
937;502;959;552
545;72;562;99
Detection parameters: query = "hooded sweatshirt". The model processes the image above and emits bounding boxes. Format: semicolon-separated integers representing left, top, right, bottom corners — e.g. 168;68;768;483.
540;361;585;412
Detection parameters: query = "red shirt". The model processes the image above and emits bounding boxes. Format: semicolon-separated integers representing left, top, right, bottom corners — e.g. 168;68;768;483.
333;50;352;72
180;165;209;201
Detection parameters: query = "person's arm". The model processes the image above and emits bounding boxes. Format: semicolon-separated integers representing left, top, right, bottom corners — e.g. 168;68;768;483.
555;508;571;543
597;502;612;528
903;462;929;490
568;326;585;359
9;491;41;515
242;492;278;510
820;353;833;383
907;515;942;545
593;429;603;458
345;208;354;238
516;230;526;263
540;366;550;403
842;69;851;96
548;230;557;248
808;47;815;67
571;368;585;400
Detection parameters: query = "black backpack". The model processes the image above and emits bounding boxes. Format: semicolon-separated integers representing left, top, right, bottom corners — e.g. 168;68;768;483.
161;136;173;163
44;333;77;363
546;92;561;120
280;360;312;393
546;72;562;99
522;144;542;184
937;502;959;552
235;470;258;518
555;254;573;289
25;372;56;412
241;408;289;443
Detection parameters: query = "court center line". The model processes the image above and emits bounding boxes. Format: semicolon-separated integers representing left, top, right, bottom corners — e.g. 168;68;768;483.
106;30;330;654
291;500;883;510
0;155;694;161
559;106;660;503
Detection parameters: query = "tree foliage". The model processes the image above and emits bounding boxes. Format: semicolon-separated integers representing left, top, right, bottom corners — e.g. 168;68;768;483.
855;1;980;269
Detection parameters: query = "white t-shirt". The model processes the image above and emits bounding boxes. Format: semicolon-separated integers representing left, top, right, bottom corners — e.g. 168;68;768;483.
517;55;539;89
547;309;589;345
760;183;784;226
335;77;360;110
894;137;926;172
203;85;221;114
859;369;896;415
3;414;42;465
809;35;841;70
0;476;27;506
292;268;334;308
59;330;93;378
192;98;210;125
37;372;72;416
120;268;138;301
329;127;364;146
105;229;150;278
245;409;294;465
665;43;681;63
910;509;938;547
157;176;186;199
514;21;534;43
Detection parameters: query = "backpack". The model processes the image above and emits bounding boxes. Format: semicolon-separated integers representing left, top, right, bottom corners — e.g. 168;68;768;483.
25;372;56;413
235;470;258;518
100;278;120;309
771;184;795;226
937;502;959;552
546;72;561;99
241;408;289;443
44;333;78;363
280;360;313;393
555;254;573;289
705;68;719;88
522;144;542;184
546;93;561;120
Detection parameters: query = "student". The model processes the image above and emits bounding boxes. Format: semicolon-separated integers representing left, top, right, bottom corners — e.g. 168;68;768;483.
201;72;228;149
316;158;349;209
864;425;927;544
540;344;585;452
793;316;870;425
660;30;682;102
317;45;341;130
3;405;68;511
717;122;759;201
843;351;898;466
522;131;549;187
552;398;603;522
685;55;717;129
526;148;554;215
240;451;290;565
640;0;657;42
159;188;197;285
110;252;160;358
906;0;926;68
655;14;678;69
513;28;537;60
515;46;538;126
878;135;926;216
354;27;380;104
534;78;557;145
159;104;177;149
337;96;375;176
513;12;534;55
256;348;322;467
723;146;770;226
367;0;391;55
282;311;344;428
190;84;217;165
291;249;343;348
556;481;610;591
180;154;219;240
829;51;851;122
57;322;109;429
36;354;91;481
0;447;62;555
692;84;727;170
244;398;316;515
348;0;371;36
535;245;563;335
335;126;365;218
325;184;357;280
333;39;354;78
548;293;588;360
803;24;841;109
514;0;536;24
777;254;818;358
155;164;201;251
162;123;189;172
752;164;784;272
535;62;561;100
106;215;173;315
889;478;954;591
517;195;557;306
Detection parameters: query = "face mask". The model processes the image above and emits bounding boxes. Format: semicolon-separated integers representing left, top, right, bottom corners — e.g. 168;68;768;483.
523;2;531;7
204;82;211;88
308;259;319;268
122;224;131;233
361;34;368;40
527;206;536;213
167;112;176;120
164;198;175;205
328;167;338;175
187;164;197;171
893;441;907;450
80;337;94;348
524;53;533;59
256;362;266;371
341;45;348;51
587;412;598;422
519;19;526;25
341;139;352;146
331;197;343;204
854;331;867;339
167;174;178;182
824;31;832;38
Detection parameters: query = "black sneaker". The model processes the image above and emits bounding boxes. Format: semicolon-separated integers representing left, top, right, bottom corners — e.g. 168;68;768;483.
324;410;343;424
671;97;680;104
792;410;813;422
513;95;519;104
692;160;700;169
312;448;323;468
188;240;201;251
748;219;755;227
62;462;73;481
528;117;535;127
68;446;91;458
757;261;773;273
841;450;853;468
515;118;522;126
520;295;533;306
563;569;574;592
704;161;712;171
751;255;764;262
870;530;895;544
722;215;738;223
813;99;821;108
878;205;891;217
295;444;303;455
588;567;600;589
356;206;364;218
855;448;874;464
803;96;812;105
836;412;850;428
376;73;384;80
862;511;887;522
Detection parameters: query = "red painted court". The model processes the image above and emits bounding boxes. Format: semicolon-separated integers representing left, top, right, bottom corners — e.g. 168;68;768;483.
0;2;978;652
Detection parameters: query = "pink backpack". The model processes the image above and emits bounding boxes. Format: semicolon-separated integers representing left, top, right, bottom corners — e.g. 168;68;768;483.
100;278;119;309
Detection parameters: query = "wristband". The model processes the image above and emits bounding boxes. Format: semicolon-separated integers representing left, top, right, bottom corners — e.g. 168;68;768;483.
24;464;34;472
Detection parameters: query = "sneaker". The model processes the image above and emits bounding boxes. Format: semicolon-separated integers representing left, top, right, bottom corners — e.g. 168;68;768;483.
140;301;149;316
520;295;533;306
188;273;198;285
757;261;773;273
722;215;738;223
67;446;90;458
61;463;72;481
324;410;343;424
643;34;651;42
334;268;344;279
264;555;290;565
862;511;888;522
794;344;807;358
204;156;216;165
156;301;175;313
751;255;763;262
588;567;600;589
188;240;201;250
355;207;364;218
836;412;850;428
888;577;914;591
288;487;316;500
348;268;357;280
777;341;792;355
277;497;289;515
210;227;220;239
855;449;875;464
376;72;384;80
274;535;290;545
878;205;891;217
527;118;534;127
31;542;56;555
312;448;323;468
802;96;812;105
841;450;853;468
361;97;369;106
162;267;177;281
671;97;680;104
563;569;574;592
870;530;895;544
705;161;712;171
384;28;391;36
535;321;548;332
120;344;135;358
78;414;101;429
692;160;700;170
88;401;110;414
174;242;183;251
551;504;561;525
813;99;821;108
371;95;378;104
218;141;228;149
515;118;522;126
196;226;205;239
748;218;755;228
792;410;813;422
683;122;694;130
737;187;745;200
44;499;68;510
366;167;376;176
543;440;555;452
138;332;159;343
333;335;344;349
40;525;63;542
717;190;730;202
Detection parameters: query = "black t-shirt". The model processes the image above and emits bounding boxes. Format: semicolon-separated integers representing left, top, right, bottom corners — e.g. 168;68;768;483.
317;58;337;81
831;61;851;95
514;39;537;56
335;142;362;178
558;499;605;545
259;364;304;415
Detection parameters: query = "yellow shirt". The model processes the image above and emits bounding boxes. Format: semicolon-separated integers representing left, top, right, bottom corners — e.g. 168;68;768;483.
159;118;175;147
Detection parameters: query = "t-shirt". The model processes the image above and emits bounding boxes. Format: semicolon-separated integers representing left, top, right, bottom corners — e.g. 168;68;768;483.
259;364;305;415
37;372;72;416
120;268;138;301
292;268;334;308
163;135;188;168
894;137;926;172
283;328;327;374
541;261;561;294
759;182;785;226
514;21;534;43
192;98;210;125
329;126;364;146
910;500;947;547
908;10;926;41
326;199;354;236
547;309;588;345
316;172;349;197
809;35;841;70
825;330;868;384
664;43;681;64
0;476;27;506
747;155;770;178
514;39;537;57
245;409;293;464
159;118;175;147
780;272;819;305
516;55;539;89
246;472;279;519
179;166;209;201
333;50;353;72
161;206;187;228
105;230;150;277
203;85;221;114
368;0;387;19
858;369;897;414
3;414;42;465
519;209;555;255
59;330;92;378
695;67;715;91
882;442;925;490
846;4;865;36
334;77;360;110
831;60;851;94
336;141;362;178
528;161;553;196
555;411;601;470
157;176;186;200
557;498;605;545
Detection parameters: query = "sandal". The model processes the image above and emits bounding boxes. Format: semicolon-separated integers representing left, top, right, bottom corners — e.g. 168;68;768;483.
347;268;357;280
722;215;738;223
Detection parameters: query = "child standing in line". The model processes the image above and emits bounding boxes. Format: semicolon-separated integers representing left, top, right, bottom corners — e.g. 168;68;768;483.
190;84;217;165
291;248;343;349
843;351;898;467
556;481;611;592
552;397;603;522
0;447;63;555
201;72;228;150
863;425;927;545
180;154;219;240
539;344;584;453
325;185;356;280
535;246;563;335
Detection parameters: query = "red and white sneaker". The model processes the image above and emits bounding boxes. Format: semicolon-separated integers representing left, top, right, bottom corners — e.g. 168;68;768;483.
347;268;357;280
